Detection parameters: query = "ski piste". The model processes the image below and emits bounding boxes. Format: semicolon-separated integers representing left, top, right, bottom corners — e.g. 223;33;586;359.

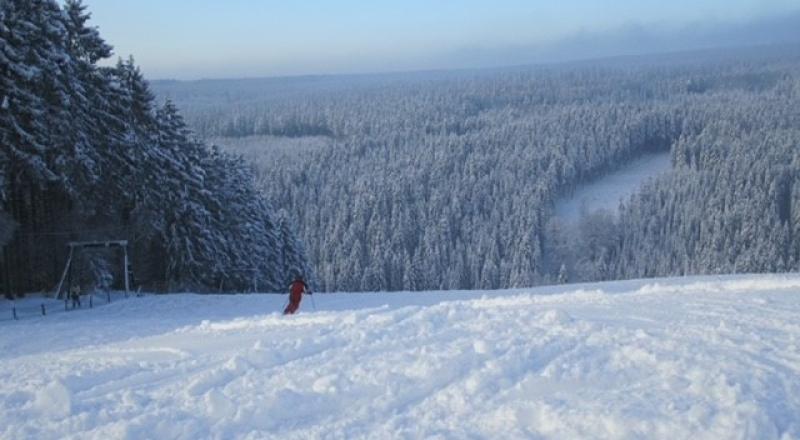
2;273;800;439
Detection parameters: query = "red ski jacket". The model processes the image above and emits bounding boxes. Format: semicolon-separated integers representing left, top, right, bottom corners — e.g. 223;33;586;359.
289;280;307;298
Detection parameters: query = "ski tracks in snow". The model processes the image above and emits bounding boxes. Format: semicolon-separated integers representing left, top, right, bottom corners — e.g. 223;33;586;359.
1;275;800;439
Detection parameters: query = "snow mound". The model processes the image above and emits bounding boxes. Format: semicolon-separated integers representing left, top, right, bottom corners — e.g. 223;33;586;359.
34;381;72;419
1;274;800;439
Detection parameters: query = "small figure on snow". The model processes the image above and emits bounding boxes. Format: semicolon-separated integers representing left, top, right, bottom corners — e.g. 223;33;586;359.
284;274;311;315
70;284;82;309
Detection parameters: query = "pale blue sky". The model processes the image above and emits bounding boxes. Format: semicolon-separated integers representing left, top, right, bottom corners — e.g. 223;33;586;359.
84;0;800;79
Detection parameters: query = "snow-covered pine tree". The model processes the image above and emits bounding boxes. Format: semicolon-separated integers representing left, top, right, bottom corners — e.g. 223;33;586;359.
202;148;284;292
0;0;309;294
277;209;314;288
0;0;63;186
152;100;221;290
63;0;112;64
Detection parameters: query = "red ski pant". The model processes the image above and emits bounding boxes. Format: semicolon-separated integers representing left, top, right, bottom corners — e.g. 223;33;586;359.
283;290;302;315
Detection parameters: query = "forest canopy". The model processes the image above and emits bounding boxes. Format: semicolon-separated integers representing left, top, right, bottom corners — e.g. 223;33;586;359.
155;46;800;292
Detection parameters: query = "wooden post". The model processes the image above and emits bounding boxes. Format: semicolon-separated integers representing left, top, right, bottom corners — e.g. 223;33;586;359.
54;246;74;300
41;303;46;316
12;300;17;320
4;247;12;301
123;244;130;293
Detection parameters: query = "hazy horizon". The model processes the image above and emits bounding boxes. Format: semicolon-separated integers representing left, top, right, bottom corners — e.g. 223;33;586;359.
87;1;800;80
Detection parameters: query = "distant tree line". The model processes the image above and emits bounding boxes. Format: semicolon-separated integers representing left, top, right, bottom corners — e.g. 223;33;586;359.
0;0;310;296
159;50;800;291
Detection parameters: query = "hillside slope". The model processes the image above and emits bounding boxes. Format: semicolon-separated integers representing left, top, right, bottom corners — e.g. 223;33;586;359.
1;274;800;439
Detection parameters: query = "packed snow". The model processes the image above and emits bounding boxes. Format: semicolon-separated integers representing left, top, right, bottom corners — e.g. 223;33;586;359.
2;274;800;439
556;152;671;222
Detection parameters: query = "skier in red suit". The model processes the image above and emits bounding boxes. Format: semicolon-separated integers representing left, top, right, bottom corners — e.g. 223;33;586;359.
284;275;310;315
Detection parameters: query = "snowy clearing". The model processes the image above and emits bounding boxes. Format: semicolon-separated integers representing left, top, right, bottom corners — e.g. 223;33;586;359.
555;152;671;222
2;274;800;439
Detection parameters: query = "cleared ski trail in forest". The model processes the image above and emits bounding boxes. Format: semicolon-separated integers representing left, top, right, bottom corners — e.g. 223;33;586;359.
1;274;800;439
555;152;671;222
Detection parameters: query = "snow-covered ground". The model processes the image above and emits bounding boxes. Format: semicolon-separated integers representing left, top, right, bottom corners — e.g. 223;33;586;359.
2;274;800;439
556;152;671;222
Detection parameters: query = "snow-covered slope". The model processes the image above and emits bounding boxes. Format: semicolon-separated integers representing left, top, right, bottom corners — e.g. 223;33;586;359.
2;274;800;439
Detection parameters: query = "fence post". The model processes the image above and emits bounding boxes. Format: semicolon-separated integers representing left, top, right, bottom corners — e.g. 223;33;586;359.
106;291;111;303
12;301;17;320
65;298;68;311
89;294;93;309
41;303;46;316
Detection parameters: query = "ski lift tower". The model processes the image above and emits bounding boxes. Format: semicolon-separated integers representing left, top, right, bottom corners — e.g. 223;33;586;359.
54;240;131;299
